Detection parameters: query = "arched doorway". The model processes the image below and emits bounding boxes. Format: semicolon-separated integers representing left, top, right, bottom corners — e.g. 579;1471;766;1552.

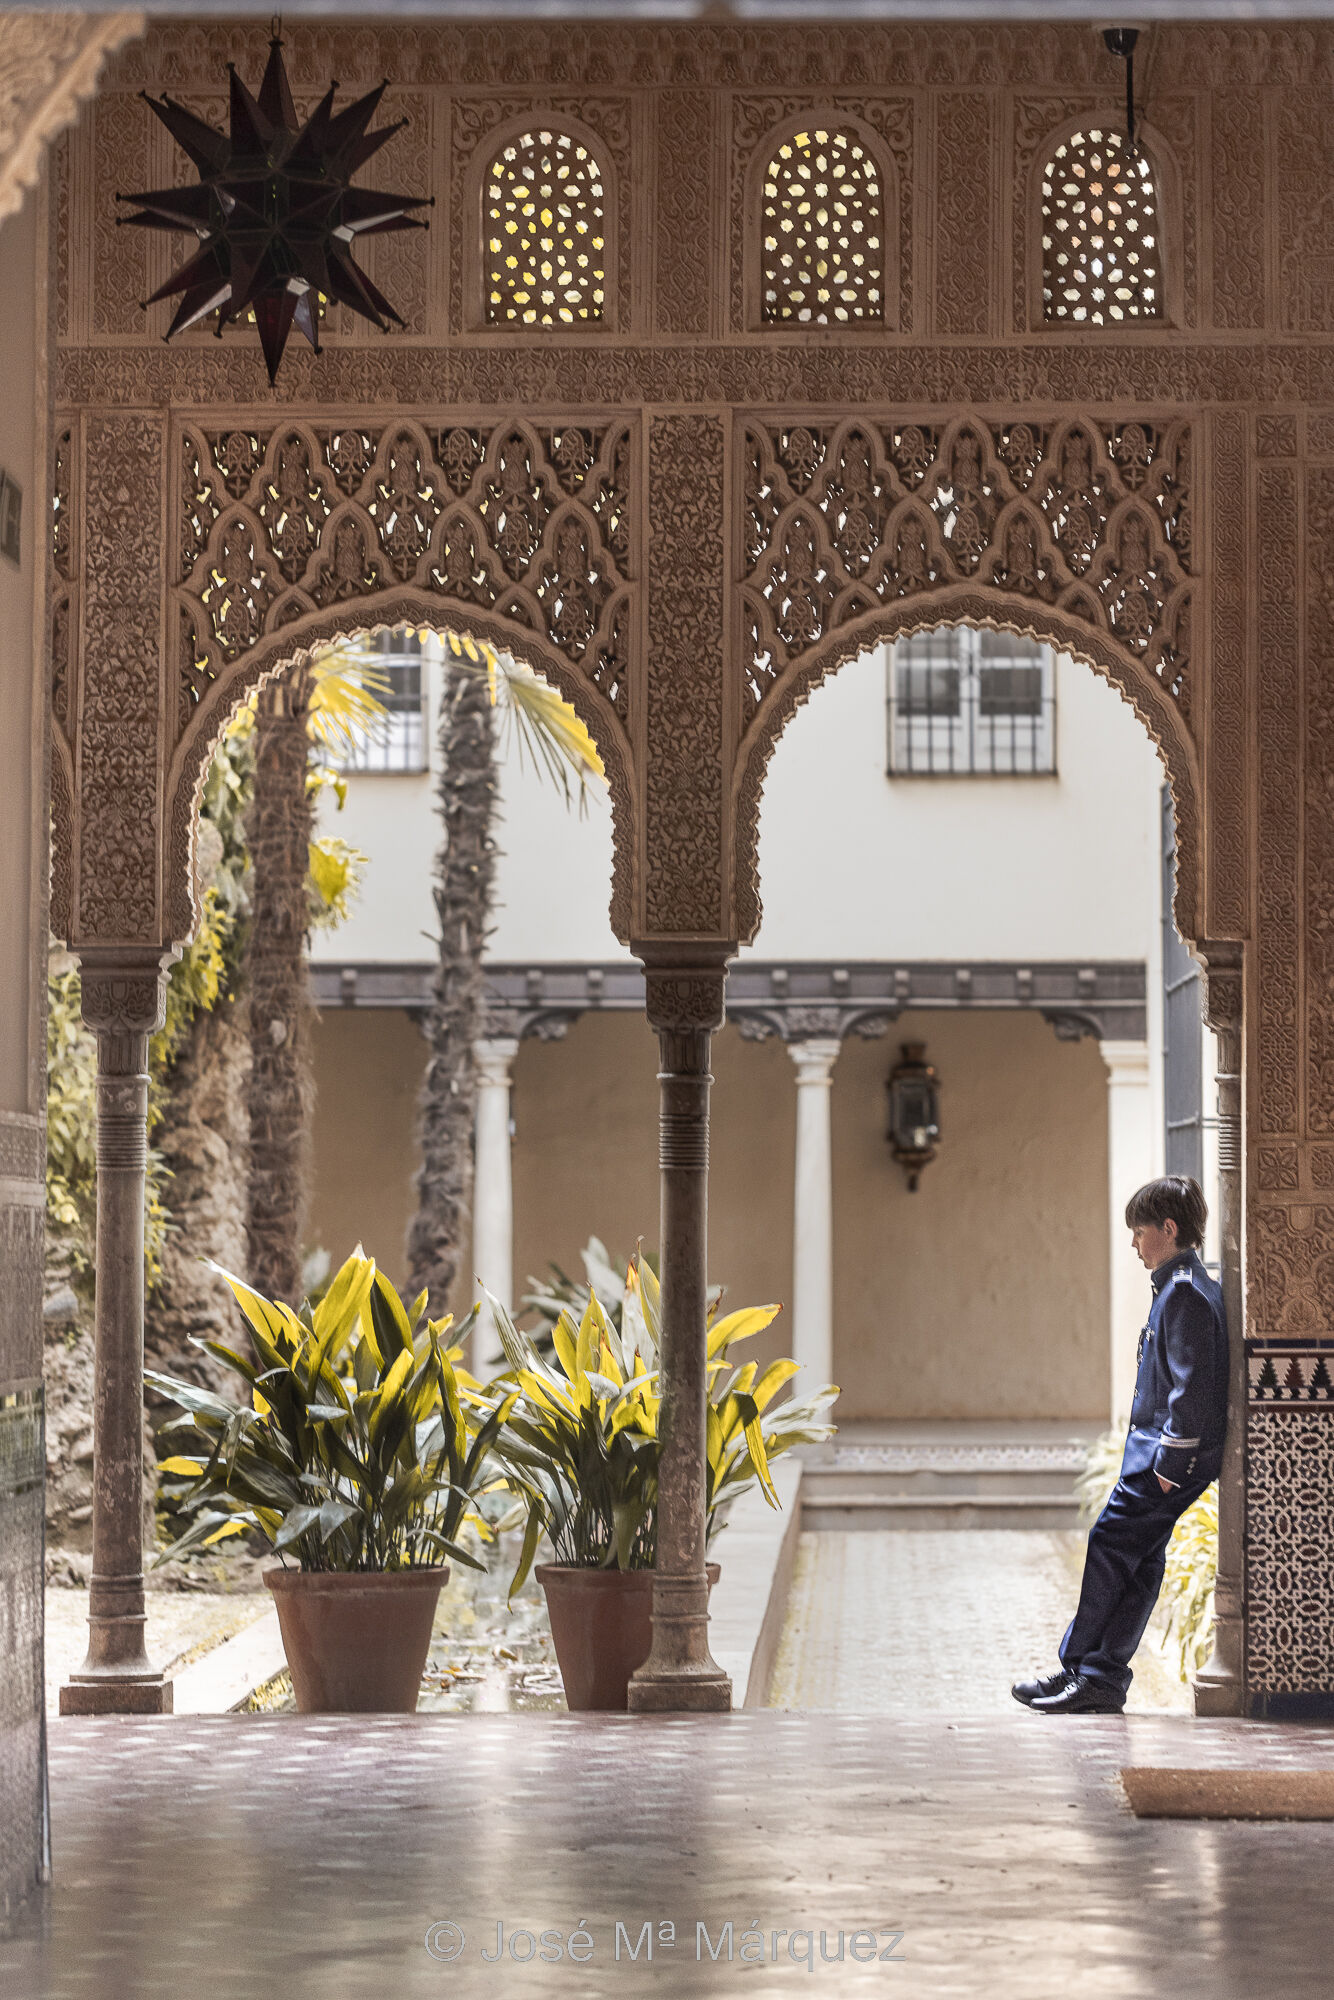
735;611;1219;1711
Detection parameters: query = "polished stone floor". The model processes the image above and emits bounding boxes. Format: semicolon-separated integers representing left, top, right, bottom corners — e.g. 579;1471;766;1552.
4;1712;1334;1999
769;1529;1191;1713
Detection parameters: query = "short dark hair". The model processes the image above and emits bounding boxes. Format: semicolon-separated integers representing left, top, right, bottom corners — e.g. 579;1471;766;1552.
1124;1175;1207;1248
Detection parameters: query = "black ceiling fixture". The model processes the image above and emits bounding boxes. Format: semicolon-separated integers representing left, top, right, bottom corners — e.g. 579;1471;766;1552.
1102;26;1141;148
117;32;431;385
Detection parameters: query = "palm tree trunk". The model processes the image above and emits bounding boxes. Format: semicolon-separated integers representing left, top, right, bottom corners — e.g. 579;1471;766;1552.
407;654;497;1308
245;673;313;1303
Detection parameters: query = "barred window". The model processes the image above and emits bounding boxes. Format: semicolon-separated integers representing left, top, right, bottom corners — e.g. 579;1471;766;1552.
336;628;429;774
761;127;883;324
1041;129;1161;324
484;129;606;326
887;628;1056;776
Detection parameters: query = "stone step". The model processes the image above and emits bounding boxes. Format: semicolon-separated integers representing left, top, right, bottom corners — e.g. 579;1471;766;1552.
801;1491;1082;1531
801;1467;1081;1500
798;1437;1090;1530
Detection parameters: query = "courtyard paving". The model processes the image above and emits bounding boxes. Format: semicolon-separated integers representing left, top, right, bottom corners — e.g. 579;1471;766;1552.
769;1530;1192;1714
4;1710;1334;1999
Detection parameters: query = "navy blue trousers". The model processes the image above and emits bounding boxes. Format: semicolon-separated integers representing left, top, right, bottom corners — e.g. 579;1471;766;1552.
1059;1465;1216;1696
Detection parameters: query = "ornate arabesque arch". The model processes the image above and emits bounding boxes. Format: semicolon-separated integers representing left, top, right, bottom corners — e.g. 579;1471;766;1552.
165;413;638;946
731;412;1197;941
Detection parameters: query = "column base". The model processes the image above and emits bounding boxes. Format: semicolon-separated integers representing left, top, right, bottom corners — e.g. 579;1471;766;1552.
60;1673;174;1716
627;1663;732;1713
1192;1670;1246;1718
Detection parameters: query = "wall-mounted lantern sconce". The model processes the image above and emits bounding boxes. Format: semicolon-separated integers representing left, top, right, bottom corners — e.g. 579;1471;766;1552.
886;1043;941;1191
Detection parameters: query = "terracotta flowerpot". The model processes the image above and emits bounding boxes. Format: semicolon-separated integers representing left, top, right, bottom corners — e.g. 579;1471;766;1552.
536;1562;720;1711
264;1566;447;1713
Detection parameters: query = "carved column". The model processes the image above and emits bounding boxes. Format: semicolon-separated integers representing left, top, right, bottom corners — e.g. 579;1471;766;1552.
61;950;173;1715
787;1037;842;1393
472;1035;519;1372
628;964;731;1712
1100;1039;1155;1422
1194;944;1246;1716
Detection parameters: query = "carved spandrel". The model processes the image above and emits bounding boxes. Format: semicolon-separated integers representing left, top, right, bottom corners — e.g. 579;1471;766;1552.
739;414;1194;727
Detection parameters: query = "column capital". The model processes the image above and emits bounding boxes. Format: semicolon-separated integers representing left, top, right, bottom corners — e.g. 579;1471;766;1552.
640;965;728;1035
787;1036;843;1083
1100;1037;1151;1083
78;947;172;1039
473;1034;520;1083
1197;938;1243;1036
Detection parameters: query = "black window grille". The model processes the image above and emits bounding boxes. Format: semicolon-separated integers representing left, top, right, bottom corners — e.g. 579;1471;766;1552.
886;628;1056;775
337;627;429;774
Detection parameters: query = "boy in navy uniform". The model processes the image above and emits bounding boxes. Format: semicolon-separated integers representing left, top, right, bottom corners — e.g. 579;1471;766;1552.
1013;1175;1228;1715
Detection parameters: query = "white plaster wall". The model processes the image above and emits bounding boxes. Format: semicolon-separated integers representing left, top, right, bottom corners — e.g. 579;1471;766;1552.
312;639;1167;975
745;645;1164;962
309;654;622;965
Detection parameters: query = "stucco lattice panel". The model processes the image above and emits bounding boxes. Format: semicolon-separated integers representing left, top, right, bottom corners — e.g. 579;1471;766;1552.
78;415;162;943
655;91;714;337
452;95;630;334
1246;1410;1334;1693
174;416;634;732
1255;464;1301;1136
759;126;883;326
1210;94;1267;330
1041;129;1161;326
1277;90;1334;335
936;95;991;336
644;416;725;935
1305;465;1334;1132
731;97;911;335
1206;412;1249;940
483;128;607;328
740;415;1192;725
0;10;143;226
1251;1205;1334;1337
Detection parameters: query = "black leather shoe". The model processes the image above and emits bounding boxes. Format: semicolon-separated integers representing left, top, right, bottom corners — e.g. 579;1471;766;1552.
1011;1668;1073;1707
1029;1672;1125;1715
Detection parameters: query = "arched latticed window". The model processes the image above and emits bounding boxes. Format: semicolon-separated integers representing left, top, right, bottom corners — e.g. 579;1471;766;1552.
760;126;884;324
484;128;606;326
1041;129;1162;324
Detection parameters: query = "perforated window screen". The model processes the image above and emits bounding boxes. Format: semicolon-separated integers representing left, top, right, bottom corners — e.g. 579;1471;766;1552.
761;127;884;324
1041;129;1161;325
485;130;606;326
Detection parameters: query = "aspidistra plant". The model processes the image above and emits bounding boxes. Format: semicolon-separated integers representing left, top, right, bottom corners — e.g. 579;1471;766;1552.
481;1248;838;1601
148;1249;515;1573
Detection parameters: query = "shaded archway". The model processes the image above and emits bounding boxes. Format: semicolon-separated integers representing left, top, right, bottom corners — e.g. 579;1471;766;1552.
730;573;1242;1715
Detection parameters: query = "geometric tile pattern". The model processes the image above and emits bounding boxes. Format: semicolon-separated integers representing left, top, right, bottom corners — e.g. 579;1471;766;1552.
1247;1342;1334;1404
1245;1410;1334;1694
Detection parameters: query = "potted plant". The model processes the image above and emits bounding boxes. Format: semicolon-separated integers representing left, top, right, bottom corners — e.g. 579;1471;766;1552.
481;1251;837;1710
147;1249;511;1713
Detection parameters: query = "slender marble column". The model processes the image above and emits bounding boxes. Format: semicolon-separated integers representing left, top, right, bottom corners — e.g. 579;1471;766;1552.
61;951;173;1715
471;1035;519;1371
628;966;731;1712
1101;1039;1154;1424
788;1037;841;1392
1194;945;1246;1716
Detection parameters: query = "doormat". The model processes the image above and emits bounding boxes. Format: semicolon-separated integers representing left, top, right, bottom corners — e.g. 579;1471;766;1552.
1120;1768;1334;1819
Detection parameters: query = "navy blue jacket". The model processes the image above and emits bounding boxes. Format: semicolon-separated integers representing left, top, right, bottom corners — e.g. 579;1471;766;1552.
1124;1248;1228;1486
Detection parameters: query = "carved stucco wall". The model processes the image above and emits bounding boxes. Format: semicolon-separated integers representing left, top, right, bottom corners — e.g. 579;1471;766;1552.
45;19;1334;1695
0;13;143;224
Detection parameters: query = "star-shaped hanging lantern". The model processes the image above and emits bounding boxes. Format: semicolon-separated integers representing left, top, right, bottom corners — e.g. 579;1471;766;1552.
117;36;431;383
